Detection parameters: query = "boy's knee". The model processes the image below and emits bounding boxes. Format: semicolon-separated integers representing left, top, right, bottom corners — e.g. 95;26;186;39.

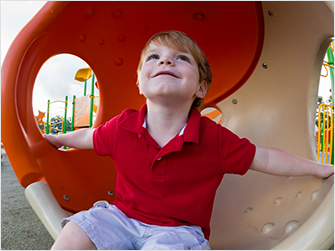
51;221;97;250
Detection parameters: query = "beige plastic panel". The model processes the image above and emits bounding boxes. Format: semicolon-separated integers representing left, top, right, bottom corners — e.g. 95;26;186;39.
25;182;73;240
209;1;334;250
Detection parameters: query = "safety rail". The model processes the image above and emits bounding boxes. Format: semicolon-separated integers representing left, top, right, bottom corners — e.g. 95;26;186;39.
45;97;68;135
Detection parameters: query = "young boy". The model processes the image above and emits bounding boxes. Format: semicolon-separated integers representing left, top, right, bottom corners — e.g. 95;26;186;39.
45;30;333;250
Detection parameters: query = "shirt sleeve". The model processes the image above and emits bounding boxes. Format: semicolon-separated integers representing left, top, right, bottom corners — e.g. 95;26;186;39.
93;115;119;157
218;125;256;175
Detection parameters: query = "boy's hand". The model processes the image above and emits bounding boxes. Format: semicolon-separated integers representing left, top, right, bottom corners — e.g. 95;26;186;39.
43;134;63;149
314;164;334;179
42;128;94;150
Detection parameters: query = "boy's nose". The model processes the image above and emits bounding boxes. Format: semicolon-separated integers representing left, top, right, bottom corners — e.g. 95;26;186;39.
159;56;174;66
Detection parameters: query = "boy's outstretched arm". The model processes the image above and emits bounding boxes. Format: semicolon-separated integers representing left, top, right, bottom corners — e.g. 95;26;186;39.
250;147;334;178
43;128;95;150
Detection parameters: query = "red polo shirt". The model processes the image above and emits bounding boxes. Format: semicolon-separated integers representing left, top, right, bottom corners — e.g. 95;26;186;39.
93;104;256;239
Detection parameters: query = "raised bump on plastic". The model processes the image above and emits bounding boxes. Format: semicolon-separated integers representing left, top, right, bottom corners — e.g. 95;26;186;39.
285;220;299;234
78;35;86;42
85;7;94;17
262;222;275;234
274;197;282;205
311;190;319;201
245;207;253;214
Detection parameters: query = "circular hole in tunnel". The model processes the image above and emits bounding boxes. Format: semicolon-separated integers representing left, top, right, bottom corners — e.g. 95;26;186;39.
33;54;99;134
201;107;223;124
315;41;333;164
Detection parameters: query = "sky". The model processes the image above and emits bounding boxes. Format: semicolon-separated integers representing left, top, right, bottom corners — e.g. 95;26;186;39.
1;1;333;122
1;1;96;120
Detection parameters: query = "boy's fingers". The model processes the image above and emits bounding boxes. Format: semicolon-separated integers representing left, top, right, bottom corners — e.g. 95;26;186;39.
316;165;334;179
43;134;59;148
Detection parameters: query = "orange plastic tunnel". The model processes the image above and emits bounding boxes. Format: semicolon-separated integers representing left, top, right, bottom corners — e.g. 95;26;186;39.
1;2;333;249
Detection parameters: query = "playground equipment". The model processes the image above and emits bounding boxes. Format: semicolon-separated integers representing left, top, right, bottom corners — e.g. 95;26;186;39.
40;69;99;134
201;108;223;125
74;67;92;95
316;104;334;164
35;110;46;134
45;97;68;135
1;1;334;249
322;41;334;103
73;68;99;129
316;41;334;165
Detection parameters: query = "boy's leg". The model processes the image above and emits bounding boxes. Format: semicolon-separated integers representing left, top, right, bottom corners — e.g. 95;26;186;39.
51;221;97;250
140;225;210;250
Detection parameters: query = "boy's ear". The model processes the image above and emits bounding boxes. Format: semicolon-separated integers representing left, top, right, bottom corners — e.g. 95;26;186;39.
195;80;208;98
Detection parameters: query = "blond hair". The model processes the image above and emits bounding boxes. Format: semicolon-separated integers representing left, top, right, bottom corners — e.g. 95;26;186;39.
137;30;212;109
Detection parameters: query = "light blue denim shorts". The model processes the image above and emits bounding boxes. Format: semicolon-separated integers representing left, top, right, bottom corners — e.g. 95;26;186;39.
61;201;210;250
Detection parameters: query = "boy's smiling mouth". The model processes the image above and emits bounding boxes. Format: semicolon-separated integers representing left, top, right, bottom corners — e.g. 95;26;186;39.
153;71;179;78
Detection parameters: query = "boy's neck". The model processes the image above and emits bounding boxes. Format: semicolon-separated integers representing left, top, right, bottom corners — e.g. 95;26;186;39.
145;101;192;148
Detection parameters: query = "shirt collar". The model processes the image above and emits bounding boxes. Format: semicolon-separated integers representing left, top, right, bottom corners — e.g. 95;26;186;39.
119;104;201;145
142;118;187;136
183;107;200;145
119;104;147;133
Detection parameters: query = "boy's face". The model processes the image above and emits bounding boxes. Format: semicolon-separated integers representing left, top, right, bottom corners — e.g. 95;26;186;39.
138;43;207;107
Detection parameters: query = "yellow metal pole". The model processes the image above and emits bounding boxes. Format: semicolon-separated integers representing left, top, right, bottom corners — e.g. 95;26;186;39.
322;105;326;163
325;106;330;164
330;109;334;164
317;106;321;161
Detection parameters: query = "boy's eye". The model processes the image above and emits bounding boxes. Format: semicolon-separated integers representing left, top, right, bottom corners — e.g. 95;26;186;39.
146;54;159;62
176;55;190;62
